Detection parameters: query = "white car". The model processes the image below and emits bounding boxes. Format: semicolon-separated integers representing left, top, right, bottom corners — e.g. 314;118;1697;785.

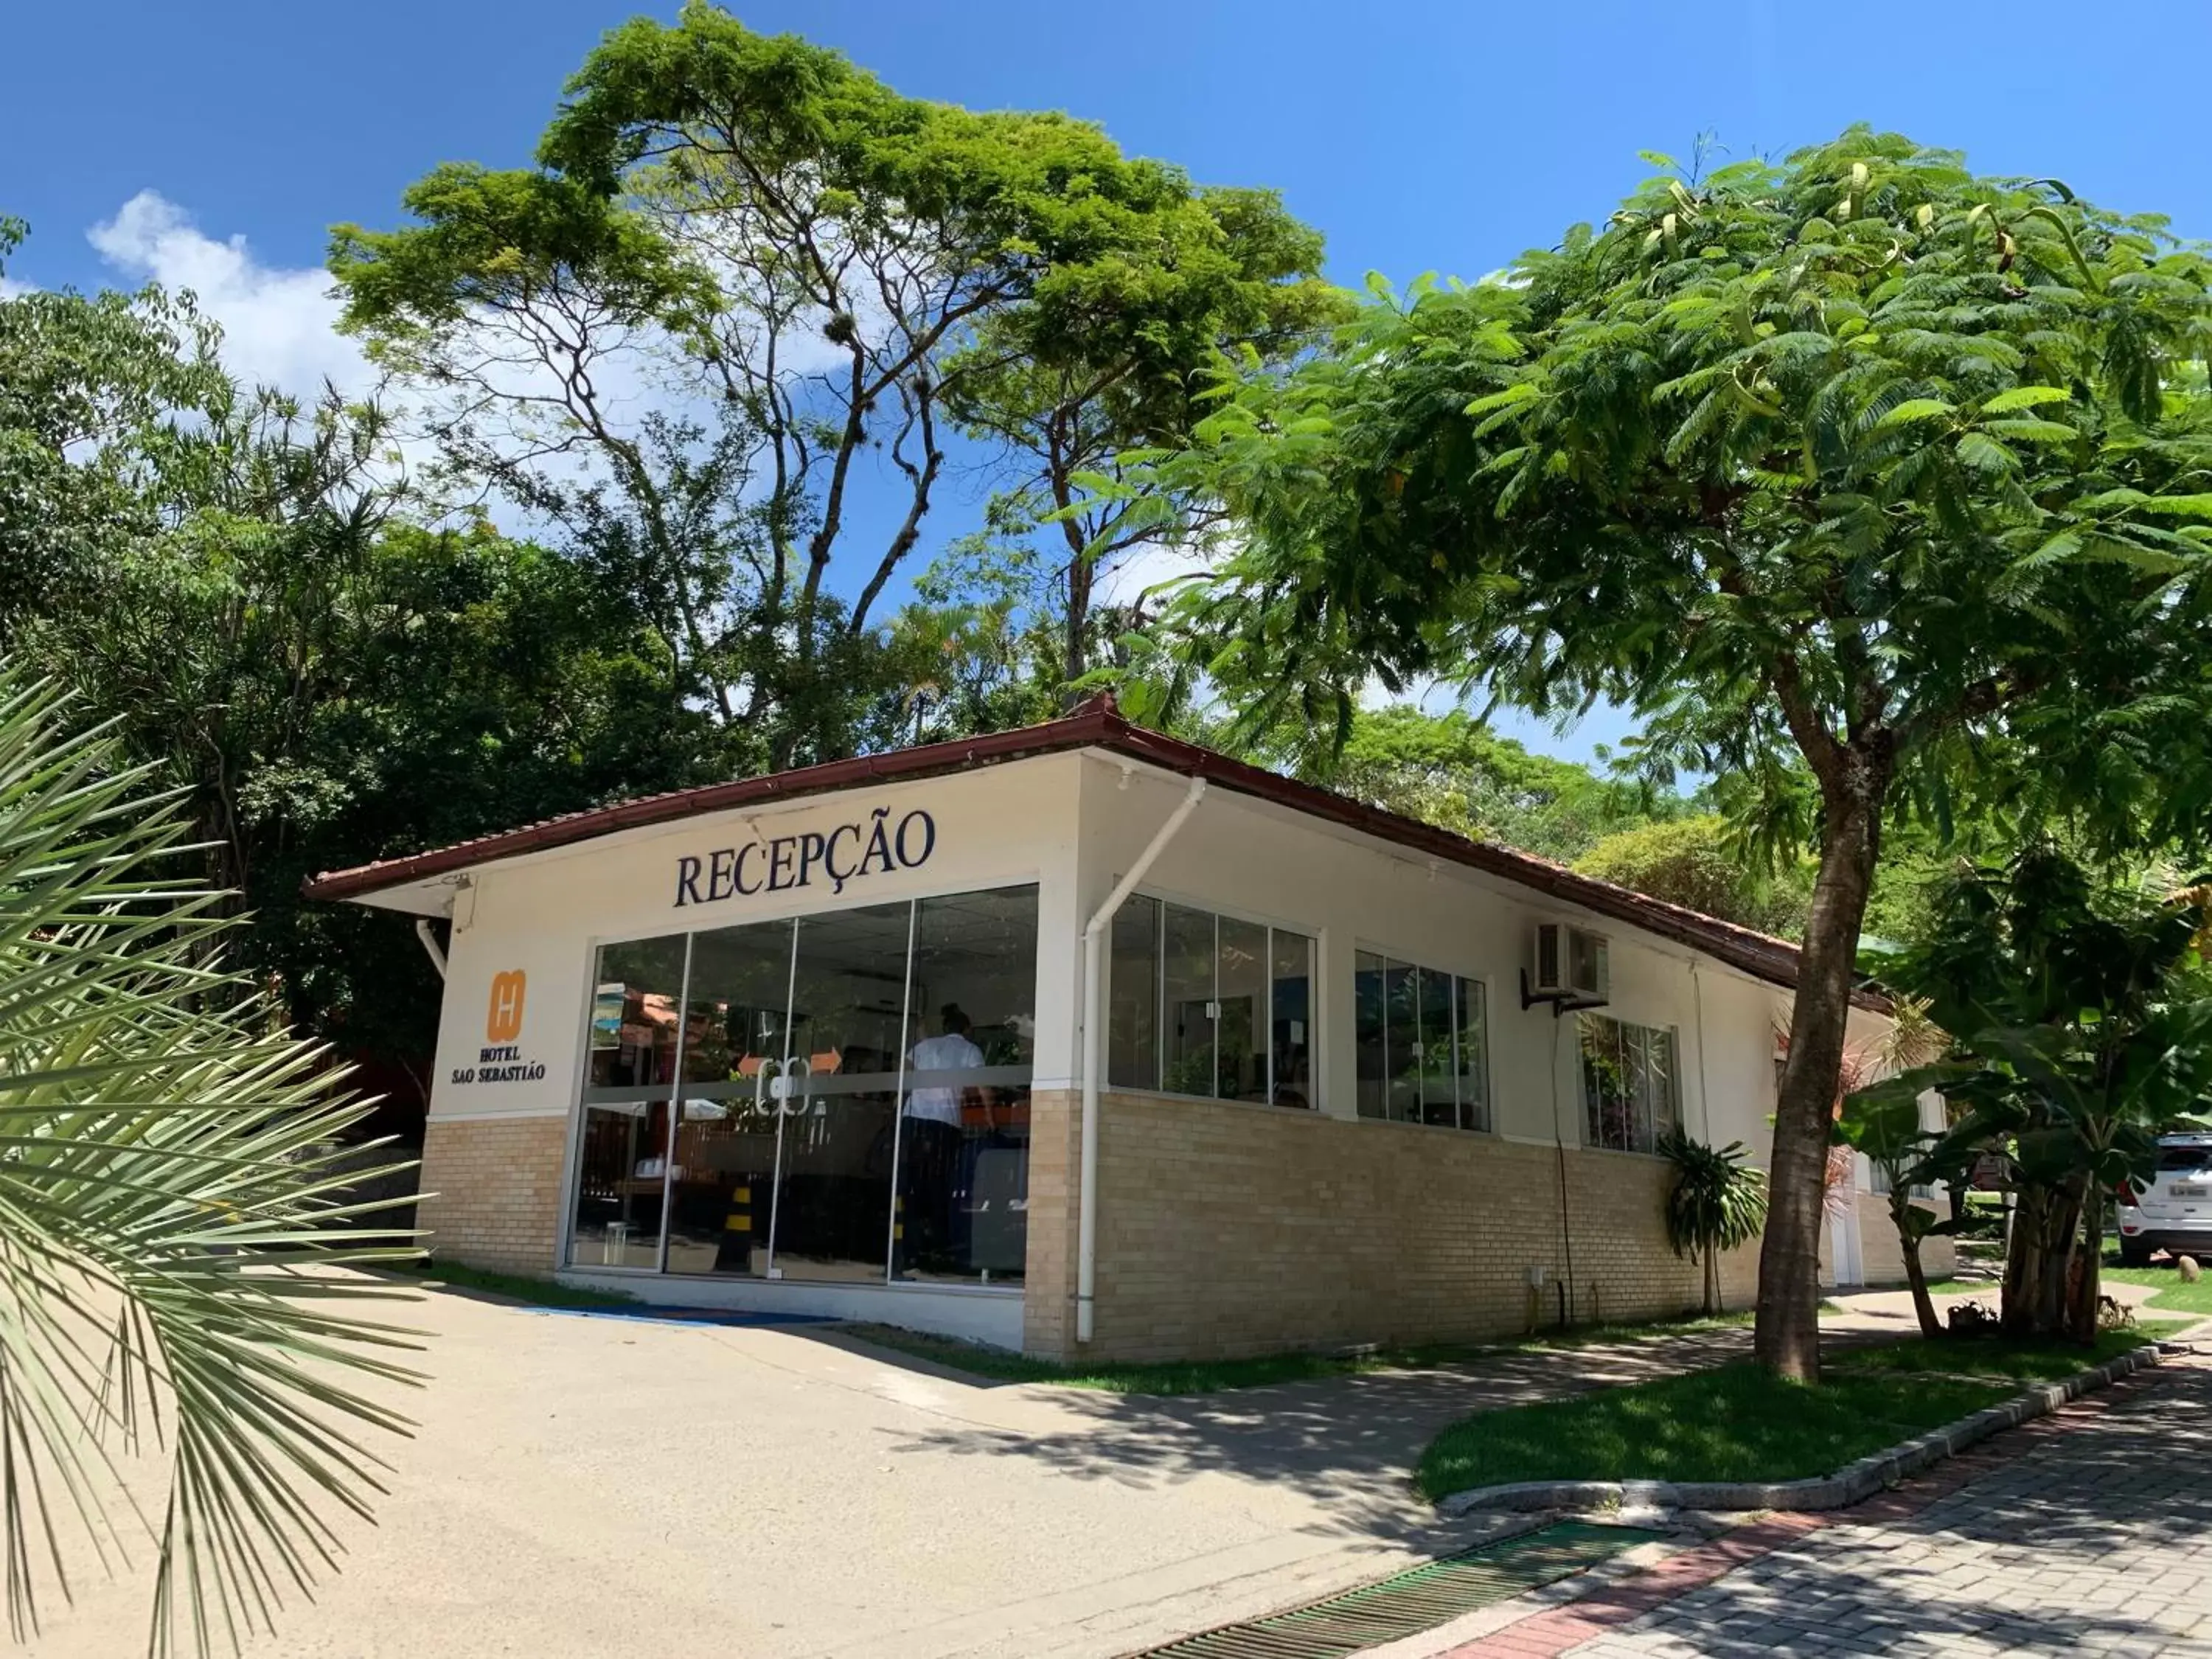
2118;1132;2212;1267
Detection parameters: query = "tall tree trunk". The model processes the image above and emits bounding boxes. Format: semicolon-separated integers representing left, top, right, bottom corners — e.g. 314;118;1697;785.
1754;784;1882;1381
1062;520;1093;705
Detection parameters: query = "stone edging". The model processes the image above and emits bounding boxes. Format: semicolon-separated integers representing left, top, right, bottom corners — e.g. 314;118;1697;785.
1436;1339;2174;1518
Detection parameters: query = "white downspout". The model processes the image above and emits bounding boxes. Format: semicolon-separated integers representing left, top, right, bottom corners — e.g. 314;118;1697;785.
414;917;448;979
1690;958;1711;1143
1077;775;1206;1345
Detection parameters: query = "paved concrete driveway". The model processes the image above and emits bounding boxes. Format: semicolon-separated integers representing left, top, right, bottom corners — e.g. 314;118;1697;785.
24;1287;1773;1659
1439;1353;2212;1659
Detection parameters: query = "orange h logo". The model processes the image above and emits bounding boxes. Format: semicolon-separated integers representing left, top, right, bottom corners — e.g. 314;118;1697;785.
486;971;527;1043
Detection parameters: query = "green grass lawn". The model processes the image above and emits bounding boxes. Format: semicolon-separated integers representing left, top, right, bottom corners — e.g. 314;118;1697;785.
2103;1261;2212;1317
1415;1364;2014;1500
843;1310;1759;1397
1512;1310;1753;1349
394;1259;639;1310
1829;1326;2165;1382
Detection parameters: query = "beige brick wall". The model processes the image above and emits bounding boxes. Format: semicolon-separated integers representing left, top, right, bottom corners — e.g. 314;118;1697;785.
1023;1091;1759;1363
1854;1189;1958;1287
1023;1088;1082;1357
417;1114;571;1275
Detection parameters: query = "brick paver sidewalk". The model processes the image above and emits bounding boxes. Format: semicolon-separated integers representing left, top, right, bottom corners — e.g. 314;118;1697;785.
1441;1352;2212;1659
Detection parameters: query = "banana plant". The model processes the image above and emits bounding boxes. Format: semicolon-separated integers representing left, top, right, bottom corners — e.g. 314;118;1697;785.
1858;846;2212;1343
0;666;423;1655
1835;1083;1955;1338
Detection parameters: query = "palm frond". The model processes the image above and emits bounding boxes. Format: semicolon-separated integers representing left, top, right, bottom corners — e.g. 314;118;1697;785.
0;665;422;1656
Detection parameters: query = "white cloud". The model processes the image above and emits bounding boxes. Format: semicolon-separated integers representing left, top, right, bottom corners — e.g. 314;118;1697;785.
1096;538;1211;611
86;191;369;400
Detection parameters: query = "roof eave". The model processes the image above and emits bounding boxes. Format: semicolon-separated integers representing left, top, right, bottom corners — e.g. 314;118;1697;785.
302;699;1888;1015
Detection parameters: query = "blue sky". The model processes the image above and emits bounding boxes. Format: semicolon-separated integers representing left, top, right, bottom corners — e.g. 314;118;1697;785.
5;0;2208;759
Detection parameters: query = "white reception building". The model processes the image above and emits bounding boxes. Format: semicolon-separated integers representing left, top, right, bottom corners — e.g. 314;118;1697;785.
306;696;1947;1360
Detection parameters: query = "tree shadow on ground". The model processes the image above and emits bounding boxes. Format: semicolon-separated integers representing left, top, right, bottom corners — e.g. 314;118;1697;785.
1576;1364;2212;1657
855;1327;1818;1545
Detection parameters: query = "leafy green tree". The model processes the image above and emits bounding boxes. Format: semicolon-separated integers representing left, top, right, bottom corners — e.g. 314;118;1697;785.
36;492;711;1110
0;239;712;1103
332;2;1332;760
858;541;1068;748
942;185;1339;693
1138;130;2212;1377
1575;816;1815;936
0;666;417;1654
0;218;226;647
1289;704;1677;858
1858;849;2212;1342
1658;1132;1770;1315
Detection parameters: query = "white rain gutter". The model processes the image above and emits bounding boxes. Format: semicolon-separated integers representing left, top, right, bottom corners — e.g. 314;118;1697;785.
1077;774;1206;1345
414;917;448;979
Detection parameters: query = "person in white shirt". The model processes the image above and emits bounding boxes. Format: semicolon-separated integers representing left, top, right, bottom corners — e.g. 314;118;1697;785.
900;1004;983;1272
905;1006;984;1126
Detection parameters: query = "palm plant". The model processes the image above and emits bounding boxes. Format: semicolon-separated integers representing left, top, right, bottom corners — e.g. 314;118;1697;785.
0;667;422;1655
1658;1131;1770;1315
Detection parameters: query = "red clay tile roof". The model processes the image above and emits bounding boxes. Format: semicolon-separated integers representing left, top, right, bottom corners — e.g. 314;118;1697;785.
302;694;1882;1011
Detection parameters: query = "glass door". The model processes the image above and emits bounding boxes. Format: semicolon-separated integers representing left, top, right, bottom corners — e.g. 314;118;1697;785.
566;885;1040;1284
762;902;914;1282
663;919;796;1276
894;888;1037;1283
568;934;689;1269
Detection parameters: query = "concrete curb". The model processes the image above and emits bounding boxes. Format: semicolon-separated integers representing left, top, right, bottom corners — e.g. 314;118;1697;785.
1436;1338;2176;1518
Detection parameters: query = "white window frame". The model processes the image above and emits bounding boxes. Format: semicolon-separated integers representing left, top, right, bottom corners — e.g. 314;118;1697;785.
1106;891;1319;1110
1349;944;1495;1135
1576;1011;1683;1156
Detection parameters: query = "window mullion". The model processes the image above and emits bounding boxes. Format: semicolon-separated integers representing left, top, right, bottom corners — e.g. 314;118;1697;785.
1449;974;1461;1131
1263;926;1276;1109
1617;1023;1632;1152
1220;912;1229;1102
1382;960;1393;1122
1155;899;1166;1092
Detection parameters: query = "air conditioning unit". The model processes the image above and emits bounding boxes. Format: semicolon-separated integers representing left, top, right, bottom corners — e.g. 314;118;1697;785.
1528;922;1610;1007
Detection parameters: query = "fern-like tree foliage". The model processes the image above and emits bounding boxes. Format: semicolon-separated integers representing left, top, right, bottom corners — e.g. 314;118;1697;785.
1658;1133;1770;1315
1125;128;2212;1380
0;667;422;1655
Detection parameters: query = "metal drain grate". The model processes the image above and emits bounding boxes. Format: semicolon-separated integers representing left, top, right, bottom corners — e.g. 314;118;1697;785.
1131;1520;1653;1659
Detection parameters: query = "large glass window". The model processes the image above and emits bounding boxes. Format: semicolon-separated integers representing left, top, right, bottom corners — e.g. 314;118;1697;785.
566;885;1039;1287
1578;1013;1680;1154
1354;952;1492;1132
1270;926;1314;1110
1106;895;1161;1092
895;888;1037;1283
1107;899;1315;1108
570;934;689;1269
1161;903;1217;1099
